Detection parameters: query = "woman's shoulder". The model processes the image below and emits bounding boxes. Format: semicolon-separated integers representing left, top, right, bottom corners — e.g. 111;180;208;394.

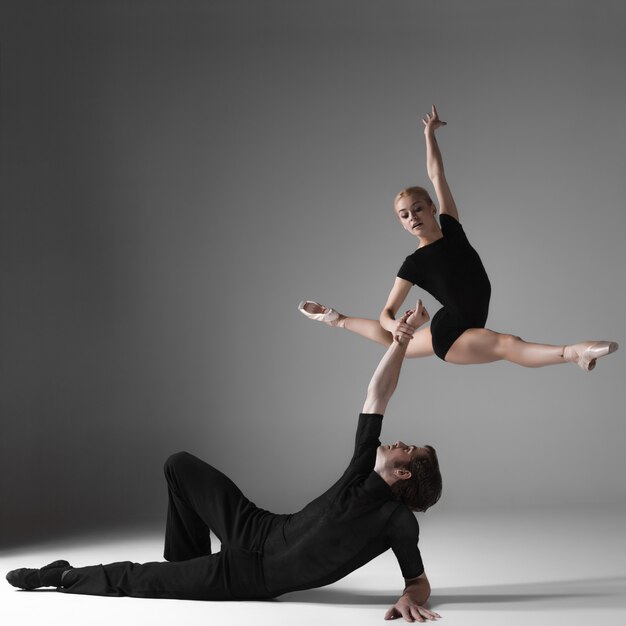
440;212;462;228
440;212;468;240
397;251;420;283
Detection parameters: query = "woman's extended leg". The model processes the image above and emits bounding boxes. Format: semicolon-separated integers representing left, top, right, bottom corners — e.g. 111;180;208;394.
298;303;617;369
340;315;391;345
298;301;435;358
445;328;618;370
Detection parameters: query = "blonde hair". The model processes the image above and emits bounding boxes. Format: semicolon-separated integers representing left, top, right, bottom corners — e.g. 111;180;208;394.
394;186;434;208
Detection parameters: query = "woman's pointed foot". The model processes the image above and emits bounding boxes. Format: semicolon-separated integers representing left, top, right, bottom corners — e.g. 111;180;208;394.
565;341;619;371
298;300;345;327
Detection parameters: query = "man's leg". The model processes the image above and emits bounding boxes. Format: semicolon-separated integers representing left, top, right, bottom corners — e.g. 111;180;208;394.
163;452;276;561
6;560;70;590
59;548;268;600
7;455;275;599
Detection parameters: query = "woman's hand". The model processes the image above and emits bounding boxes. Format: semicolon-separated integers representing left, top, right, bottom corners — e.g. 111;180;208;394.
422;105;446;135
406;300;430;330
393;313;416;345
394;301;430;344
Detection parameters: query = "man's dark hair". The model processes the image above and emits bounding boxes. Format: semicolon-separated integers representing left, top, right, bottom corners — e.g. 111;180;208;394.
390;445;442;512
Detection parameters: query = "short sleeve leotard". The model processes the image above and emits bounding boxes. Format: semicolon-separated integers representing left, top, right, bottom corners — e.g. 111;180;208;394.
397;214;491;360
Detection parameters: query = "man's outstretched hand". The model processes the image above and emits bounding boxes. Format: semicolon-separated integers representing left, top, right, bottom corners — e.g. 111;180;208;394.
406;299;429;329
394;300;430;345
385;593;441;622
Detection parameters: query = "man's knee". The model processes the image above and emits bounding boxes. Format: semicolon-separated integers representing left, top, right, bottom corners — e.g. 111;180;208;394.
164;451;194;477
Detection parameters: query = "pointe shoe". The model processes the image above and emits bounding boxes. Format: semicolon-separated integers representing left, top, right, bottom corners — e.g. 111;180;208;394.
6;559;71;590
576;341;619;371
298;300;342;326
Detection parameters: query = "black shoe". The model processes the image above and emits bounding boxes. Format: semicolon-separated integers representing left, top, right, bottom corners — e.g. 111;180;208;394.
6;560;71;590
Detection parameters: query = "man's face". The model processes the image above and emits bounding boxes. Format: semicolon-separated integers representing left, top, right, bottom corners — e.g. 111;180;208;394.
376;441;430;467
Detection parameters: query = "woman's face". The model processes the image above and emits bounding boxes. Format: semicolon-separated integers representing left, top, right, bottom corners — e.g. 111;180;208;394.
395;194;438;238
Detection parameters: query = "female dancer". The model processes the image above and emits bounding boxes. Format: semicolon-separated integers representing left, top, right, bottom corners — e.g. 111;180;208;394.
299;106;618;371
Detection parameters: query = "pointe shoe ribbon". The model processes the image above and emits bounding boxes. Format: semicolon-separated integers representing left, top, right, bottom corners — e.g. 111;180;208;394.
578;341;619;371
298;300;341;324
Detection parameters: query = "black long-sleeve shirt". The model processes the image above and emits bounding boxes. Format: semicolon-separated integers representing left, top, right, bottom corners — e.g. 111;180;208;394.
263;413;424;596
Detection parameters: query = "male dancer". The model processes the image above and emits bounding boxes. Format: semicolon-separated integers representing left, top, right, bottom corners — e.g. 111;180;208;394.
7;301;442;623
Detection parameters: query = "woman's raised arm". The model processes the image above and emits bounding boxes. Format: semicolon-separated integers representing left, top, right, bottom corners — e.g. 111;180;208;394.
423;105;459;222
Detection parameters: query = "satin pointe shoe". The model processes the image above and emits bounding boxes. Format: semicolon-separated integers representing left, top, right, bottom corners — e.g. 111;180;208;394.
6;559;71;590
577;341;619;371
298;300;342;326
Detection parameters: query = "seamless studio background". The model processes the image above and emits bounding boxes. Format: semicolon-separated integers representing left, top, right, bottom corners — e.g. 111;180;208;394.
1;0;625;548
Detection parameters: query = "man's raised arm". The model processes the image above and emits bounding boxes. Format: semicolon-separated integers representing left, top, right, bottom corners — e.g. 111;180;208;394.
363;300;441;622
362;300;429;415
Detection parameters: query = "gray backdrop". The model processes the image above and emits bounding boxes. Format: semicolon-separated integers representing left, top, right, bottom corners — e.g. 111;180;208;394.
1;0;625;547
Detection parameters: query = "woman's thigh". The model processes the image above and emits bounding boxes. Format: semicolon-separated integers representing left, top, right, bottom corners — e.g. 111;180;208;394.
405;326;436;359
444;328;501;364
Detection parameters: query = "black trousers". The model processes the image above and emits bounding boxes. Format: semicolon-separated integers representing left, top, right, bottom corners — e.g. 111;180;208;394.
61;452;280;600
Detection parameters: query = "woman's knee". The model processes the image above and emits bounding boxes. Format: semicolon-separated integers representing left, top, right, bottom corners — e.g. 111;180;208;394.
496;333;522;357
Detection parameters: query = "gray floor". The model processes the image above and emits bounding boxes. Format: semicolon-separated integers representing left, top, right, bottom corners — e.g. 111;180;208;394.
2;507;625;626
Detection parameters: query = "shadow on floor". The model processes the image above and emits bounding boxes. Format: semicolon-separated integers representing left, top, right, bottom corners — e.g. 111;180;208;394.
279;576;626;610
430;576;626;610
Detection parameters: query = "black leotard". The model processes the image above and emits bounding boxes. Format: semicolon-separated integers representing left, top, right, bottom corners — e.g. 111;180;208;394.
397;214;491;360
